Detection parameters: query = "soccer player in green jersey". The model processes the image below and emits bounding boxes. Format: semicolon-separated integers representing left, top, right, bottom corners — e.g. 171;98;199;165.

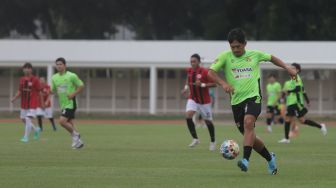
208;28;297;175
51;57;85;149
278;63;327;144
265;74;282;132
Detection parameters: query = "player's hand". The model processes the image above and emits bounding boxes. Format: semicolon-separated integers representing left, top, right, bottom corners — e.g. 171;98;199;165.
181;89;188;97
67;93;76;99
221;83;234;94
10;98;15;103
286;66;297;79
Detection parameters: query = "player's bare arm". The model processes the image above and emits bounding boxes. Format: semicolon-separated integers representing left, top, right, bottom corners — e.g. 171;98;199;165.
181;77;189;95
208;70;234;93
11;90;21;103
270;56;297;77
39;91;45;109
67;84;84;99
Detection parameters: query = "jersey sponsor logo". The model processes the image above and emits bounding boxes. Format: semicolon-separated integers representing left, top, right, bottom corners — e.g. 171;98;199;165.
232;67;253;73
232;67;253;80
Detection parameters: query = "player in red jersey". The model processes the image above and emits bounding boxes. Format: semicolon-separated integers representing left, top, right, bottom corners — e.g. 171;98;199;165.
11;62;43;142
181;54;217;151
36;77;57;131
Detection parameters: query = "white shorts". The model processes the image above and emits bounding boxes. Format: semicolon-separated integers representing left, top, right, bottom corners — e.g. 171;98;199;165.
44;107;53;118
186;99;213;120
36;108;45;116
36;107;53;118
20;109;36;119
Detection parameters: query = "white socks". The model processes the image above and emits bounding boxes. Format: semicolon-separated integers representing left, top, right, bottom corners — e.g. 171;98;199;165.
24;117;32;138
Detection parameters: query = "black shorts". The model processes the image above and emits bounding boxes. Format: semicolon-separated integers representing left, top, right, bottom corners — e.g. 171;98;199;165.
286;104;308;118
61;108;76;120
232;97;261;134
266;105;281;115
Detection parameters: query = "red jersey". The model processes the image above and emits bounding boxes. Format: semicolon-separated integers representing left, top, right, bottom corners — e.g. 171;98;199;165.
187;67;212;104
40;84;51;108
19;76;41;109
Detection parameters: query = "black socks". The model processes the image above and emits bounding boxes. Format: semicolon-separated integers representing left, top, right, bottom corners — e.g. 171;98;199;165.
266;118;272;126
256;147;272;161
205;121;215;142
284;121;290;139
243;146;253;161
49;118;57;131
304;119;322;129
37;116;43;131
186;118;198;139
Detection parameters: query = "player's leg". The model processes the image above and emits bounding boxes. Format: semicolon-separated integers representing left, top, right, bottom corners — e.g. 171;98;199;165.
265;106;274;132
26;109;41;140
279;105;295;143
68;118;84;149
45;107;57;131
289;118;299;138
36;108;44;131
244;99;277;175
199;103;215;151
185;99;199;147
297;108;327;135
273;106;283;124
59;109;83;149
20;109;30;142
231;101;250;172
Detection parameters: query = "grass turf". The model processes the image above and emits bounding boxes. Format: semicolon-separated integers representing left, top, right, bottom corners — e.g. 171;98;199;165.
0;121;335;188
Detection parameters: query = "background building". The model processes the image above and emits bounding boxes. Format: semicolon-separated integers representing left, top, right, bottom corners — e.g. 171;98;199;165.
0;40;335;115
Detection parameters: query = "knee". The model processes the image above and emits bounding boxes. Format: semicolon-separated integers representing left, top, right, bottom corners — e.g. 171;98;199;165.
244;118;255;131
186;111;194;119
299;118;305;124
244;118;254;127
204;120;212;126
59;118;66;125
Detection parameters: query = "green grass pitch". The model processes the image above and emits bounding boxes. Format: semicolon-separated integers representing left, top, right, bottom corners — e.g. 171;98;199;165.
0;121;335;188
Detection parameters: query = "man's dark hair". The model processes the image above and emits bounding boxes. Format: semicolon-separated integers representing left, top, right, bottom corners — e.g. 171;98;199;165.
291;62;301;73
55;57;66;65
227;28;246;44
23;62;33;69
191;53;201;62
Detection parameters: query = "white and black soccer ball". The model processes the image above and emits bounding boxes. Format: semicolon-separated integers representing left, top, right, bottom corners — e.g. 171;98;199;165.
220;139;240;160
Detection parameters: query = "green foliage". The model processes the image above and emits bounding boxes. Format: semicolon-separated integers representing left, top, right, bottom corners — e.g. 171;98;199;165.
0;0;335;40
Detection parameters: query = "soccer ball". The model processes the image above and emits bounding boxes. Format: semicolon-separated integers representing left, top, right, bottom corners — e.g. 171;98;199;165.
220;140;240;160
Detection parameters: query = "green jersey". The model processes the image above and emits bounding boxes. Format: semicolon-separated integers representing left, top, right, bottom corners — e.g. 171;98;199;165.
283;75;303;106
51;71;84;109
210;50;272;105
266;82;281;106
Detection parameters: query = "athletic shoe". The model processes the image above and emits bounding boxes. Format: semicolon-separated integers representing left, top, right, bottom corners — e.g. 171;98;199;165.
209;142;216;151
278;138;290;144
267;126;272;133
20;136;29;143
72;139;84;149
237;158;249;172
268;152;278;175
188;139;200;147
33;127;41;140
320;123;327;136
71;133;80;148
